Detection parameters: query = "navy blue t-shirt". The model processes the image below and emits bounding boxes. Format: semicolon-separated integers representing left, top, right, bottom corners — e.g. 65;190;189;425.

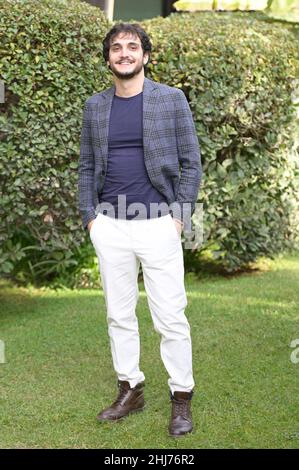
98;91;168;219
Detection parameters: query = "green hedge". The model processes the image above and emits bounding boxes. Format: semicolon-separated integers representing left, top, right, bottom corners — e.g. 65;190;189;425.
0;1;298;284
0;0;111;284
144;11;299;271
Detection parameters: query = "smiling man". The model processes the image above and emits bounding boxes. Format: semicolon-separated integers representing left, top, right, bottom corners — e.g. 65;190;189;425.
78;23;202;437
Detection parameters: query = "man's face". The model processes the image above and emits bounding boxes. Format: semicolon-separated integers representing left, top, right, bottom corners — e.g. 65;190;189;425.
107;32;149;80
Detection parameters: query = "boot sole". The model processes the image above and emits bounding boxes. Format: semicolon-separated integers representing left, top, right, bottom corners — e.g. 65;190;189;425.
169;428;193;438
96;405;146;423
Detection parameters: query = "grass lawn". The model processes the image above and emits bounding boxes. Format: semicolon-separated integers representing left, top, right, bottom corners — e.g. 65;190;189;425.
0;250;299;449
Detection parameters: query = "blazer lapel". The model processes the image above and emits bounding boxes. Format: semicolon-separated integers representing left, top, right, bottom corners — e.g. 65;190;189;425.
143;77;159;150
97;85;115;171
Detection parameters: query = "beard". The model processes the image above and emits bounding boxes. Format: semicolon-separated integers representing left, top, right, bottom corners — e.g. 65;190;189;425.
109;60;144;80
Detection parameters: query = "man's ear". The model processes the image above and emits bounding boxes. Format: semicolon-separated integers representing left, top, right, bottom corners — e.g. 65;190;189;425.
143;53;149;65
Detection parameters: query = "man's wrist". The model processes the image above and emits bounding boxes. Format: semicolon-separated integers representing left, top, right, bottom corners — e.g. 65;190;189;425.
87;218;96;232
173;218;184;227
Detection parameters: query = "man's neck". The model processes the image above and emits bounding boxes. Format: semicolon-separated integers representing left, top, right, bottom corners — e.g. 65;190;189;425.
114;74;145;98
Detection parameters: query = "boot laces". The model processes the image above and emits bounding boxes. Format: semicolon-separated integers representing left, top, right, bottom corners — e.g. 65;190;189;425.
113;382;130;406
172;398;190;418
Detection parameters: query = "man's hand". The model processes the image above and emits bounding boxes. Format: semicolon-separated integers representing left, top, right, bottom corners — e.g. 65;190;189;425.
173;218;183;237
87;219;96;232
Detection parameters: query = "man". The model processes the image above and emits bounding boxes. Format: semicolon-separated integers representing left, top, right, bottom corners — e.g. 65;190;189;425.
78;23;202;437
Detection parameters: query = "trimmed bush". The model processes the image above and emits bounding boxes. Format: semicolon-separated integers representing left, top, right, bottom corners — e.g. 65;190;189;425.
0;0;111;282
144;11;299;271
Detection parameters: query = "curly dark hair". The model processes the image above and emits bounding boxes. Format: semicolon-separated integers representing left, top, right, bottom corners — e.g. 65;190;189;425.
102;23;152;72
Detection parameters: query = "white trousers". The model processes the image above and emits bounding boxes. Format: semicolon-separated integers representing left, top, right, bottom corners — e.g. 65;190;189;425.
90;212;195;394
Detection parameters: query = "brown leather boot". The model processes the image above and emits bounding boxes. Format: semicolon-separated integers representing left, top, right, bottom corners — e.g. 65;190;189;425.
96;381;145;422
169;391;193;437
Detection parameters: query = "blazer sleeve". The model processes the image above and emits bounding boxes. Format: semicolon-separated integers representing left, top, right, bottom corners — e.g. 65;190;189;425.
78;102;96;231
173;89;202;221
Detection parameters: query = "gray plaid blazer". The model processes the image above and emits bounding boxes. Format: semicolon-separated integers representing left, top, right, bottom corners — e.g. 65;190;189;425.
78;77;202;230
